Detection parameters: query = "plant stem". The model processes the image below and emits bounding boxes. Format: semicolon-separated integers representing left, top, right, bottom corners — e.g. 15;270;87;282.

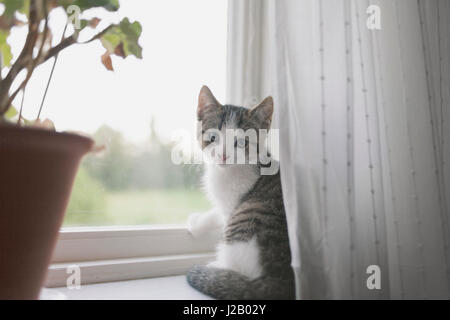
18;88;26;125
0;0;39;116
37;22;68;120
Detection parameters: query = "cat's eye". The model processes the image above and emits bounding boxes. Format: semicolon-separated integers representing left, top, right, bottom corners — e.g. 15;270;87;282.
209;132;219;143
235;137;247;148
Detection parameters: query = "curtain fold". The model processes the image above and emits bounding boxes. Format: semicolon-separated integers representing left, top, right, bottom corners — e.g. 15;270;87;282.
227;0;450;299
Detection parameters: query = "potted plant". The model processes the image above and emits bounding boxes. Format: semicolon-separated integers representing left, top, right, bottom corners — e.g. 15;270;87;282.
0;0;142;299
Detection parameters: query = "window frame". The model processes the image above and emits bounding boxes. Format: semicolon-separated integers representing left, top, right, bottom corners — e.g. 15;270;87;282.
45;225;219;288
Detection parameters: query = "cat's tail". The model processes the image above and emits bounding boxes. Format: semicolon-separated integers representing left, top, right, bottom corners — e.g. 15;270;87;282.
186;265;295;300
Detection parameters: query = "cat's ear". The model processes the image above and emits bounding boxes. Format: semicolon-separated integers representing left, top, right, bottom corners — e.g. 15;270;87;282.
198;85;220;121
249;96;273;129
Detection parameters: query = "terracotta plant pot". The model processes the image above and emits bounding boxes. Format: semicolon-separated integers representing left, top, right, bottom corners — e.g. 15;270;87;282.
0;124;93;299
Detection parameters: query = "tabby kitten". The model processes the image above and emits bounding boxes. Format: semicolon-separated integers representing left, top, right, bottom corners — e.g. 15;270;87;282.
186;86;294;300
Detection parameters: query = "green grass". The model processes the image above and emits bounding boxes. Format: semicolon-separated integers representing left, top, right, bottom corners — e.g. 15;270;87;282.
63;189;211;226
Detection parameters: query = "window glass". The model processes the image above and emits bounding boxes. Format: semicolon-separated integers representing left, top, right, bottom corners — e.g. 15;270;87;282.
12;0;226;226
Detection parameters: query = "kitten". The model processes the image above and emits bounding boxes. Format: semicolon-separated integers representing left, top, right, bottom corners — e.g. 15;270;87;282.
186;86;294;300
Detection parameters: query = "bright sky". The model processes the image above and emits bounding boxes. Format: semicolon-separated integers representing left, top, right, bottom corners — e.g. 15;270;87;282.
7;0;227;144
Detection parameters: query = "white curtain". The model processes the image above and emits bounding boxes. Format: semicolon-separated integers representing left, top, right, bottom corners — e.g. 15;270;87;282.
227;0;450;299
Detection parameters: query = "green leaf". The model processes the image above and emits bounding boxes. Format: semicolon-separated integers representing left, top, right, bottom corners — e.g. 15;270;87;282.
0;29;12;67
100;31;121;53
17;0;29;16
100;18;142;62
0;0;29;29
119;18;142;58
78;18;89;30
4;105;18;119
0;0;27;17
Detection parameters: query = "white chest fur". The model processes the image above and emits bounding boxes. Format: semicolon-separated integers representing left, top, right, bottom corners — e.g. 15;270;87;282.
204;164;259;218
203;164;263;279
209;237;263;279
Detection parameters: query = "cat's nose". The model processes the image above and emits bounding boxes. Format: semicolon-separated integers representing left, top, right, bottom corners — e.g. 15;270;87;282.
221;154;227;161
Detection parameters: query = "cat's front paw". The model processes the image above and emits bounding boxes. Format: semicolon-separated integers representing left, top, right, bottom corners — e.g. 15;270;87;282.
187;211;223;238
187;212;210;238
187;212;203;237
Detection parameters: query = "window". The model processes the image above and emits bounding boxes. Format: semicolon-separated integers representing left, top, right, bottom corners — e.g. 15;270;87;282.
4;0;228;287
14;0;227;227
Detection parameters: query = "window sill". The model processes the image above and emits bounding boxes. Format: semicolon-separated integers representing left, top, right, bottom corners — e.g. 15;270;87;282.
46;225;220;287
42;275;212;300
45;252;214;287
52;225;219;263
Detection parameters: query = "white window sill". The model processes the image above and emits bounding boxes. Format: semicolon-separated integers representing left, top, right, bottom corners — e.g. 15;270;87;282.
46;225;220;287
42;275;212;300
46;253;214;287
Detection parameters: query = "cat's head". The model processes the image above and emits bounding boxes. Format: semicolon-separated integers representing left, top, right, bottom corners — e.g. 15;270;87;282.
196;86;273;167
